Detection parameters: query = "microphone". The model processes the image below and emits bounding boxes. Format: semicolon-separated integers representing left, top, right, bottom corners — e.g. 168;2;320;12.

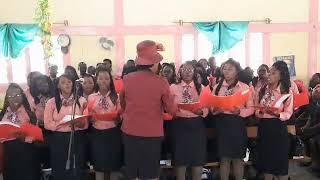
75;78;84;83
75;78;84;90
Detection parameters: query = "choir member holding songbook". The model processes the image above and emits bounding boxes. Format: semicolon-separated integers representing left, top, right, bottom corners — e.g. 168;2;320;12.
211;58;254;180
0;83;41;180
44;74;88;180
255;61;293;180
170;61;208;180
86;68;122;180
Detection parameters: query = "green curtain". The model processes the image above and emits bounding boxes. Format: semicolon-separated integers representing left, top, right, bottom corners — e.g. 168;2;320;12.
193;21;249;54
0;24;39;59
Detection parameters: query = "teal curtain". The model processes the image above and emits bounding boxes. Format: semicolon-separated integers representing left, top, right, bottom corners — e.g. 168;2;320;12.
193;21;249;54
0;24;39;59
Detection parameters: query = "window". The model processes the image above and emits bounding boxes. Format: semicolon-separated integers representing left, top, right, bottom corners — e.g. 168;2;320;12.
0;59;8;83
198;33;213;61
198;33;245;67
181;34;194;63
249;33;263;75
214;40;246;68
0;36;64;84
11;54;27;83
29;37;46;74
29;36;64;76
197;32;263;72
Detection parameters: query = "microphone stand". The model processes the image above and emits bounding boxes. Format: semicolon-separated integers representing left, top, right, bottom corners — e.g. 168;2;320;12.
66;81;81;176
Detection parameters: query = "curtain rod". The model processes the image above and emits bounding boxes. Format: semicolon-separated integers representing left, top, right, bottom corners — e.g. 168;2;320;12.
173;18;271;26
52;20;69;26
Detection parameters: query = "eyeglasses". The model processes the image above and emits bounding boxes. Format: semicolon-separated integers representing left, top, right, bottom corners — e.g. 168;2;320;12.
181;68;194;74
7;94;22;99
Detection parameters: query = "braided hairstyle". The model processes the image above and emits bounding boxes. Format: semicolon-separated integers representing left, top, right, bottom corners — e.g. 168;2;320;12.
96;68;118;105
259;61;291;102
54;74;81;113
0;83;37;124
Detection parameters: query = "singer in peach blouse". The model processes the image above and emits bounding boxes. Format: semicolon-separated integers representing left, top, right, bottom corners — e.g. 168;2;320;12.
44;95;87;132
255;61;293;180
255;85;293;121
0;83;41;180
2;106;31;125
210;59;254;180
168;62;208;180
44;74;88;180
211;80;254;117
86;68;122;180
170;81;209;118
87;92;119;129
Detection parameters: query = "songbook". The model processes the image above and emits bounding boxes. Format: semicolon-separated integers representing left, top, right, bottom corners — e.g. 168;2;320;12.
92;112;118;121
163;113;173;121
84;101;120;122
254;94;291;112
293;92;309;109
0;122;20;141
20;123;44;142
293;80;309;109
114;79;124;93
0;122;44;142
199;86;212;107
59;115;88;126
274;94;291;108
178;102;202;112
199;87;252;111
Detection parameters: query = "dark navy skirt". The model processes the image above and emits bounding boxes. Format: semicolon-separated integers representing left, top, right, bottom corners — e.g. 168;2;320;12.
257;118;289;176
123;133;163;179
3;140;41;180
48;130;88;180
215;114;247;159
89;127;123;172
170;116;207;166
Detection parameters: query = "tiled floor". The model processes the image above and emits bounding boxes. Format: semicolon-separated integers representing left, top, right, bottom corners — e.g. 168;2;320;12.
0;162;318;180
288;161;319;180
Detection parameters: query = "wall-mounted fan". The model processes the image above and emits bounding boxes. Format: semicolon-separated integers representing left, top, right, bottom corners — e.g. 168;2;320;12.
99;37;114;50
